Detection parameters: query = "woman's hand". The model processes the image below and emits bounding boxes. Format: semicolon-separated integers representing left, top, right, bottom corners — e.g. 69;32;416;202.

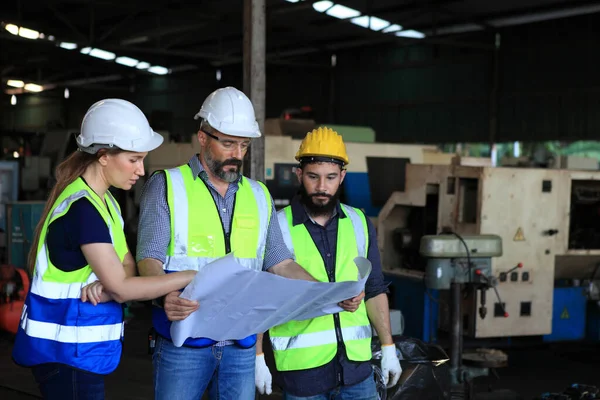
81;281;112;305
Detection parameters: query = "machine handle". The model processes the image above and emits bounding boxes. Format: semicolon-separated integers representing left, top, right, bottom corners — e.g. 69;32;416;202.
475;269;509;319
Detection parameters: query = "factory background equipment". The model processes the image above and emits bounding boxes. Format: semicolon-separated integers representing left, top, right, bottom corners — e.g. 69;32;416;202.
417;233;509;399
0;161;20;262
378;164;600;345
0;264;29;335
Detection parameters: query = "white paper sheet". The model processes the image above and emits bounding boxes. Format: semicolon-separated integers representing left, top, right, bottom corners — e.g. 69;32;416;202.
170;253;371;346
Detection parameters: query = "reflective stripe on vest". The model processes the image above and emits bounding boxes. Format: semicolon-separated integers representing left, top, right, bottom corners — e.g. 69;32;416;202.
13;178;128;375
20;308;123;343
270;325;372;351
162;165;271;272
269;204;372;371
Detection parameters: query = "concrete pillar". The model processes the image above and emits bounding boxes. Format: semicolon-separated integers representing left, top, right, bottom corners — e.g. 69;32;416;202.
243;0;266;182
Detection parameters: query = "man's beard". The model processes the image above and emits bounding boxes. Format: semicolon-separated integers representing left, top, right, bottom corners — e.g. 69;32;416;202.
299;184;342;217
204;148;242;183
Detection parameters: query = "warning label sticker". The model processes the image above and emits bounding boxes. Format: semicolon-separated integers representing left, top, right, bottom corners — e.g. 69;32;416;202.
561;307;570;319
513;227;525;241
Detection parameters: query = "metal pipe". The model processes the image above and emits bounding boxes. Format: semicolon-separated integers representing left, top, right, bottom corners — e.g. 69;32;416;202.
243;0;266;182
488;33;501;152
450;282;462;374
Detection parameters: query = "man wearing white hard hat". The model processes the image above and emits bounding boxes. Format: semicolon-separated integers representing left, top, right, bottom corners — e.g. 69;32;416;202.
136;87;359;400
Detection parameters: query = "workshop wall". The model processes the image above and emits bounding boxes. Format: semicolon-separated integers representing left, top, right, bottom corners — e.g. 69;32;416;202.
331;12;600;144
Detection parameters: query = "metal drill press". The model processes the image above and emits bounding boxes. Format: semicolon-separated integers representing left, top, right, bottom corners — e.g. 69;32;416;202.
419;233;507;398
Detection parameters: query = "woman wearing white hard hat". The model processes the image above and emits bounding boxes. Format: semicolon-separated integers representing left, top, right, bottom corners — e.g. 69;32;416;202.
12;99;197;400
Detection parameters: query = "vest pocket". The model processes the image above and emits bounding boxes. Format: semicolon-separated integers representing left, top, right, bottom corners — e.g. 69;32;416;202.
75;301;123;358
189;234;216;257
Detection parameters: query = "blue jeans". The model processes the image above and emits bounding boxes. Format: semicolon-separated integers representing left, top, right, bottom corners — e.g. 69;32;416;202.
153;336;255;400
32;363;105;400
283;371;377;400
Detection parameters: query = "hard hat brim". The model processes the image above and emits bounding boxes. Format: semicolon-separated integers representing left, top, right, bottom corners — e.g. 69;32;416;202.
296;154;348;165
135;130;164;152
194;111;261;138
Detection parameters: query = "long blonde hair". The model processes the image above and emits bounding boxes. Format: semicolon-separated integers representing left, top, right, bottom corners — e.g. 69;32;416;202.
28;148;122;274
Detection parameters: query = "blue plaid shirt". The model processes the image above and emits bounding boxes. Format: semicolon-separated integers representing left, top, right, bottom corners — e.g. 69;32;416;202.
136;154;293;268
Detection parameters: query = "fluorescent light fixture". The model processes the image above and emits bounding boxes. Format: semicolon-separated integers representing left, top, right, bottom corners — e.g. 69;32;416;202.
80;47;92;55
5;24;18;35
89;48;116;60
285;0;301;2
24;83;43;92
382;24;402;33
135;62;150;70
216;69;222;81
7;80;24;88
313;1;333;13
115;56;139;67
350;15;370;28
59;42;77;50
10;95;16;106
18;27;40;39
325;4;360;19
396;30;426;39
64;88;70;99
147;66;169;75
48;35;55;41
369;16;391;31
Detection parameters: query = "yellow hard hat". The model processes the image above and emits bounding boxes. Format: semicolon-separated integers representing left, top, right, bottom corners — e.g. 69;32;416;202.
295;126;349;166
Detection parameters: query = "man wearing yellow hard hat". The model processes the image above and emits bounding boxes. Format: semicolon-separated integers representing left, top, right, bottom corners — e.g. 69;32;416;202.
255;127;402;399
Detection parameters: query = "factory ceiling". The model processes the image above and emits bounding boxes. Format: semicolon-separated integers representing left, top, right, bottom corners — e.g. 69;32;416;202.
0;0;598;94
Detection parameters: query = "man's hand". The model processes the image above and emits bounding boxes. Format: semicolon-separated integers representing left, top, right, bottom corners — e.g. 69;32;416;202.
255;353;273;395
164;291;199;321
381;344;402;388
338;290;365;312
81;281;112;305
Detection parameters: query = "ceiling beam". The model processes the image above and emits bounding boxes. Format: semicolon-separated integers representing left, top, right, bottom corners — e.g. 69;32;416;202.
97;12;140;42
46;4;89;43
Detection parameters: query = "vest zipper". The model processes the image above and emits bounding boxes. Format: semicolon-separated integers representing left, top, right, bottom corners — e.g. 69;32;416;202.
323;243;344;386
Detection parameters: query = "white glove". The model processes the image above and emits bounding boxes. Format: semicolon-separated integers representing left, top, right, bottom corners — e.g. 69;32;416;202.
255;354;272;395
381;344;402;388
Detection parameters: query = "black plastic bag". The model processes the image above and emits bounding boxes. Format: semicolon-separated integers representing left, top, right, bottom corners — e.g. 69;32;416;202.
372;336;451;400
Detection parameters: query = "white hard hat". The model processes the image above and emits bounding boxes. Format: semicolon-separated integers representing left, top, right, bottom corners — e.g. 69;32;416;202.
76;99;164;153
194;86;261;138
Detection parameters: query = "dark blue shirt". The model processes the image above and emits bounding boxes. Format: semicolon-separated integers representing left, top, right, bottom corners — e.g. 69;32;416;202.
47;197;112;272
276;196;388;397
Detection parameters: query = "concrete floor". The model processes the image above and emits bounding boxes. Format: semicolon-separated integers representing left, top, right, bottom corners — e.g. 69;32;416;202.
1;303;599;400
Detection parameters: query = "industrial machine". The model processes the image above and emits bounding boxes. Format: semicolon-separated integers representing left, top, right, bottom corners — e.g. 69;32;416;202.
0;202;42;334
379;163;600;344
418;234;507;397
0;264;29;334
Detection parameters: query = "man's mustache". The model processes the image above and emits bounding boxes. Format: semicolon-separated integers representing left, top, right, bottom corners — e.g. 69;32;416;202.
222;159;242;167
310;192;332;198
